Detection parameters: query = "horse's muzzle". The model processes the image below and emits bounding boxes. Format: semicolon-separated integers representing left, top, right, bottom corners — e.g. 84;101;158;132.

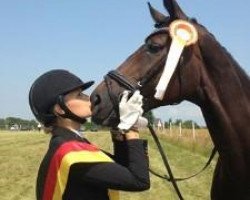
90;89;119;126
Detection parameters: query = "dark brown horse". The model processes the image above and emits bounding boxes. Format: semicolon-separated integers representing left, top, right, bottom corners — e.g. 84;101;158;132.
91;0;250;199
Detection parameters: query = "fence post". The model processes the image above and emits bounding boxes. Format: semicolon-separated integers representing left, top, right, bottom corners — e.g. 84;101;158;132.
179;122;182;137
192;121;196;140
169;122;172;136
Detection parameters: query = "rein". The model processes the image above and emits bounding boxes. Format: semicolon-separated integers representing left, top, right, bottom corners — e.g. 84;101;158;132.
105;70;216;200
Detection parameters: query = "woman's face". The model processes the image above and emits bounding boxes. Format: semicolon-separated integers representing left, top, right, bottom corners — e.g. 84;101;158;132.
63;88;92;118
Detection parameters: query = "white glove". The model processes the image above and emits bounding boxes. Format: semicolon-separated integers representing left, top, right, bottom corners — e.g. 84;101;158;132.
118;90;144;130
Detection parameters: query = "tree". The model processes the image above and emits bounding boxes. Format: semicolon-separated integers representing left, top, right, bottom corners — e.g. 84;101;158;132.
164;118;173;128
4;117;38;130
167;119;200;129
29;120;39;129
143;110;155;125
83;122;92;130
174;119;182;126
0;118;5;130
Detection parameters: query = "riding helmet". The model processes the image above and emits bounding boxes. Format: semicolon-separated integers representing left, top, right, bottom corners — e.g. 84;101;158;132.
29;69;94;126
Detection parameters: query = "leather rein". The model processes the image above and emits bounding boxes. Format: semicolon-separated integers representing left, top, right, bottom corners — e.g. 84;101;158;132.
104;70;216;200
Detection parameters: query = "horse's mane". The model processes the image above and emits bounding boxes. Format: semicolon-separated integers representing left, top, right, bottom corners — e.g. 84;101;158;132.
198;25;250;97
221;43;250;96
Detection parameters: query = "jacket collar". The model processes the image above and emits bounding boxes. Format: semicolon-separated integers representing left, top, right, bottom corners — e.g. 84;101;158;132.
51;126;89;143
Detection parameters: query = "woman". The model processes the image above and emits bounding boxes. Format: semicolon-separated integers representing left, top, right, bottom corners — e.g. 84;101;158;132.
29;69;150;200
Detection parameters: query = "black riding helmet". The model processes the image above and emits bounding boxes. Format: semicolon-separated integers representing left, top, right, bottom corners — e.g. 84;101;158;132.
29;69;94;126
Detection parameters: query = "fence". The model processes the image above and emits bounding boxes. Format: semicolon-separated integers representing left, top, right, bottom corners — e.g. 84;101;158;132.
153;122;210;142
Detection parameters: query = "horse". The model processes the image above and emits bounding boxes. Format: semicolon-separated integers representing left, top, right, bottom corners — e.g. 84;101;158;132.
90;0;250;199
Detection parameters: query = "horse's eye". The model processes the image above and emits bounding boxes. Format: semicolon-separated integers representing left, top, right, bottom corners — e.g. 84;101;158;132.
146;42;163;54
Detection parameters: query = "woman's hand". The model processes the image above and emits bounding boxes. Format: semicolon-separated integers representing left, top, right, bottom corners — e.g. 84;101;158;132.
118;90;143;130
111;90;148;141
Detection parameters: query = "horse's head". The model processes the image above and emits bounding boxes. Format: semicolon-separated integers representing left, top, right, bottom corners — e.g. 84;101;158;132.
91;0;211;126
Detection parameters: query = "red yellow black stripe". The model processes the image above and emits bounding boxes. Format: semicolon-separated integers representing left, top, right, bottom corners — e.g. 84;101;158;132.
42;141;119;200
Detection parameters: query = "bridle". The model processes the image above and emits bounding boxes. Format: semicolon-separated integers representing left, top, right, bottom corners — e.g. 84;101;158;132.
103;29;216;200
104;28;187;111
104;62;165;118
104;28;171;108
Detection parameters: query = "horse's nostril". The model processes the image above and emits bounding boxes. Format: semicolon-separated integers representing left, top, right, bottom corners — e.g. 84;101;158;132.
93;94;101;106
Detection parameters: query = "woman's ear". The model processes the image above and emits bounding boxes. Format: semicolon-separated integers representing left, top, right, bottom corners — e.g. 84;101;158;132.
53;104;65;116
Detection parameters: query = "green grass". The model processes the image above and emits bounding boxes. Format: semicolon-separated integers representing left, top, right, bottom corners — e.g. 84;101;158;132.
0;131;48;200
0;130;216;200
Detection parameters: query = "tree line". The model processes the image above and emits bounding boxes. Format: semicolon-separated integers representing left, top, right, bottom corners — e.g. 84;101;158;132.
0;117;38;130
145;111;202;129
0;112;203;131
164;119;201;129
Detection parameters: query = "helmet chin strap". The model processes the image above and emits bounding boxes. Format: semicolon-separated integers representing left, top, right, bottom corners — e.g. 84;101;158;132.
57;95;87;124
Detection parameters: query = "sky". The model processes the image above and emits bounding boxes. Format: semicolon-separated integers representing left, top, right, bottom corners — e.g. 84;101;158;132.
0;0;249;126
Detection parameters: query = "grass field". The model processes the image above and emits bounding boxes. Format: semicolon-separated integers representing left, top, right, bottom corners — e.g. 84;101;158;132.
0;129;216;200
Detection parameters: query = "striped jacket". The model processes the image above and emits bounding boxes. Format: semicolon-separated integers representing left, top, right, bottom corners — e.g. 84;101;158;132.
36;127;149;200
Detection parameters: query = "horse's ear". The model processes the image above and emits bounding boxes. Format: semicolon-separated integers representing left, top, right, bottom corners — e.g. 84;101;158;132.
163;0;188;20
148;2;169;28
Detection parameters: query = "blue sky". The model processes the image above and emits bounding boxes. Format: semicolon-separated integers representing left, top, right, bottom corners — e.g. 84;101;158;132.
0;0;249;126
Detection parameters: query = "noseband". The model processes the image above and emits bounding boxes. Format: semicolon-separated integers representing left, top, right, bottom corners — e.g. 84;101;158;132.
104;70;139;117
106;70;140;91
